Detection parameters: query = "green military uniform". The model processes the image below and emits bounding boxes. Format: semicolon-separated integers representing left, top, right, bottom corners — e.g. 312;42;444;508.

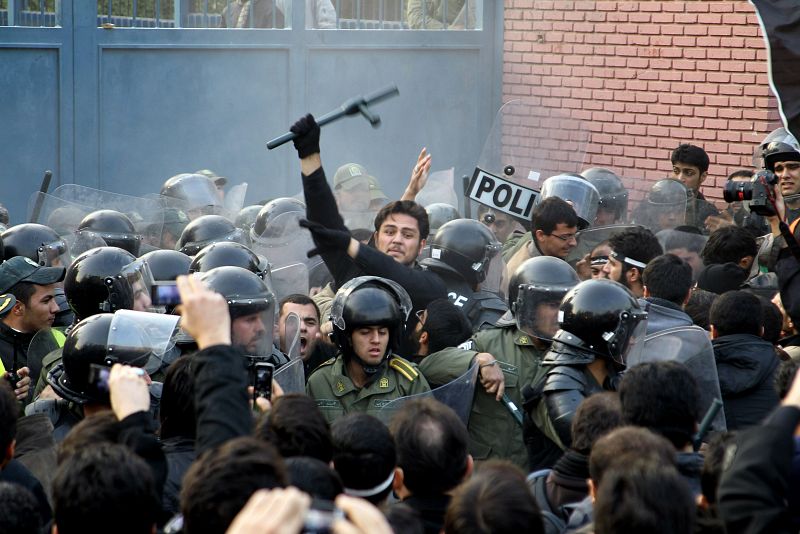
419;323;547;470
306;353;430;424
502;231;530;264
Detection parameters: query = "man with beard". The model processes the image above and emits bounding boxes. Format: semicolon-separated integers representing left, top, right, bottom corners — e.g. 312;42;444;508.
420;256;580;470
275;294;335;379
601;227;663;298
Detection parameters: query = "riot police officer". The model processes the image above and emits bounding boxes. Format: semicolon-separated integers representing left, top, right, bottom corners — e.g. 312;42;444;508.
420;219;507;331
161;173;223;220
306;276;430;424
425;203;461;236
76;209;143;257
176;215;249;257
526;279;647;464
581;167;629;225
420;256;580;469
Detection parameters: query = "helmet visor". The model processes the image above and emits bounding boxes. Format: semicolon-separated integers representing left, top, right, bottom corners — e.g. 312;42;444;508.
229;297;275;359
539;175;600;229
611;309;648;367
108;310;181;374
515;285;569;340
38;239;70;268
330;276;412;331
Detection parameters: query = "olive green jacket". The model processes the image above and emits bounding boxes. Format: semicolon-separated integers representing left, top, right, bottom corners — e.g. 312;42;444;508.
306;353;430;424
419;324;546;470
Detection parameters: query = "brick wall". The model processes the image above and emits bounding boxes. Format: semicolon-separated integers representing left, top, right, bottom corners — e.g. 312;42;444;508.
503;0;781;205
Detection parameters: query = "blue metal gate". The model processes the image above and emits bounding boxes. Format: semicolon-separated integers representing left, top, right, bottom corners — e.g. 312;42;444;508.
0;1;502;223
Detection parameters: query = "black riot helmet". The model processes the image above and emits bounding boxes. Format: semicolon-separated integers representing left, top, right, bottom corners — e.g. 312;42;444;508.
648;179;688;205
176;215;248;256
549;279;647;368
77;209;142;256
189;241;267;278
161;173;222;217
63;247;138;321
581;167;629;223
763;141;800;172
251;197;305;239
422;219;500;286
235;205;264;232
140;249;192;281
509;255;580;312
2;223;66;266
198;266;275;355
330;276;412;374
425;203;461;235
48;311;179;404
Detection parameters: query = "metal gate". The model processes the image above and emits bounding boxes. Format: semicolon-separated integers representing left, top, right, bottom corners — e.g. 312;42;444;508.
0;1;502;223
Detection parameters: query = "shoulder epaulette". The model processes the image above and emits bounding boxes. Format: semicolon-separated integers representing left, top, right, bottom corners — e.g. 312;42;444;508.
389;356;419;381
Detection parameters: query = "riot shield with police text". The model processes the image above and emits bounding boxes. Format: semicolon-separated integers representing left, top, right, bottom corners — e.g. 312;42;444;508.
629;326;727;432
271;263;310;304
376;364;479;426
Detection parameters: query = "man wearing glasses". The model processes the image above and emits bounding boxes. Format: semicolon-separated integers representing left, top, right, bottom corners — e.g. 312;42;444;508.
503;197;581;297
601;227;664;298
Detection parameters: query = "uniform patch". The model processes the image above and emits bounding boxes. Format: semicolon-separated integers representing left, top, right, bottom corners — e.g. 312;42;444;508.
518;336;529;344
316;399;341;408
336;381;345;393
379;377;389;388
373;399;393;408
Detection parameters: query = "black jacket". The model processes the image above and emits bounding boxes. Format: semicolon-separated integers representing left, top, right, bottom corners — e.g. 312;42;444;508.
302;167;447;312
718;406;800;534
0;459;52;526
640;297;693;335
0;321;35;376
712;334;780;430
161;436;196;516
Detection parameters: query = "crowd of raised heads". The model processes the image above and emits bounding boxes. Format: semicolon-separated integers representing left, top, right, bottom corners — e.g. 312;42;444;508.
2;115;800;534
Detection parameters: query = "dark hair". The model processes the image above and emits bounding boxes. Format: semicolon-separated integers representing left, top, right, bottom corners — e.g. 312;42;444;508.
53;443;159;534
642;254;693;305
700;432;736;506
570;392;624;455
594;459;695;534
701;226;758;266
619;362;701;449
0;482;41;534
422;298;472;354
727;169;752;181
374;200;430;241
160;356;196;440
661;229;705;254
255;394;332;462
709;290;763;337
775;358;799;399
685;289;718;330
532;197;579;234
609;227;663;271
589;426;677;485
278;294;320;320
331;413;396;504
389;398;470;496
58;412;121;464
671;143;710;175
385;503;425;534
181;436;287;534
759;295;784;344
285;456;343;501
0;381;16;459
444;460;544;534
7;281;37;307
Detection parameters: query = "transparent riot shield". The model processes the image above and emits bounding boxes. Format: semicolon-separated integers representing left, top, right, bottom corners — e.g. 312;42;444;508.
250;211;316;270
376;364;479;426
274;312;305;393
27;328;64;385
566;224;641;265
656;229;708;281
333;170;379;230
629;326;727;432
47;184;165;247
271;263;310;303
107;310;181;375
415;168;460;208
27;192;94;236
467;99;589;224
223;183;248;221
630;181;688;234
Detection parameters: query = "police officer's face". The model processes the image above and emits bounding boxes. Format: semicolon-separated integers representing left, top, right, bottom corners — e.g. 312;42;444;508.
480;211;514;243
232;312;267;354
132;280;152;312
594;207;617;226
278;303;320;359
350;326;389;365
18;283;59;333
672;163;707;191
534;301;561;338
375;213;425;266
775;161;800;197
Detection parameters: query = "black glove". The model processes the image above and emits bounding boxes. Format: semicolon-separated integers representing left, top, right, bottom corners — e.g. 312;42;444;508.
290;114;321;159
299;219;351;257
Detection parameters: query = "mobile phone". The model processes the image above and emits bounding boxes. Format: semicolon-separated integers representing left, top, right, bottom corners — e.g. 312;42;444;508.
304;499;344;534
253;362;274;402
87;363;111;393
151;282;181;306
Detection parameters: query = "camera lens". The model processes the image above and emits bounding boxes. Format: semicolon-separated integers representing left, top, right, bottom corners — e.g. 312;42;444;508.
723;181;752;203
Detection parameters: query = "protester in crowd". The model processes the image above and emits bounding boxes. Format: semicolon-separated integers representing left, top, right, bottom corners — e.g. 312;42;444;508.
640;253;694;334
601;226;663;298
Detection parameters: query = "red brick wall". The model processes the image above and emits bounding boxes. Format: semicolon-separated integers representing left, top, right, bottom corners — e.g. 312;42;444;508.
503;0;782;205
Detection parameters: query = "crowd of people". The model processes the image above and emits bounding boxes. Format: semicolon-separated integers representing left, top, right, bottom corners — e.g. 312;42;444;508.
1;110;800;534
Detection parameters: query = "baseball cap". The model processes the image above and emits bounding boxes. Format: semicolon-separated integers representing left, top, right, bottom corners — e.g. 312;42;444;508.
333;163;373;191
196;169;227;188
0;256;66;293
0;294;16;317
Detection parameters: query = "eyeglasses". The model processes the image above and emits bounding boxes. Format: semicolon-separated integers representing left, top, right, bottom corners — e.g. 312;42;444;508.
547;232;577;243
